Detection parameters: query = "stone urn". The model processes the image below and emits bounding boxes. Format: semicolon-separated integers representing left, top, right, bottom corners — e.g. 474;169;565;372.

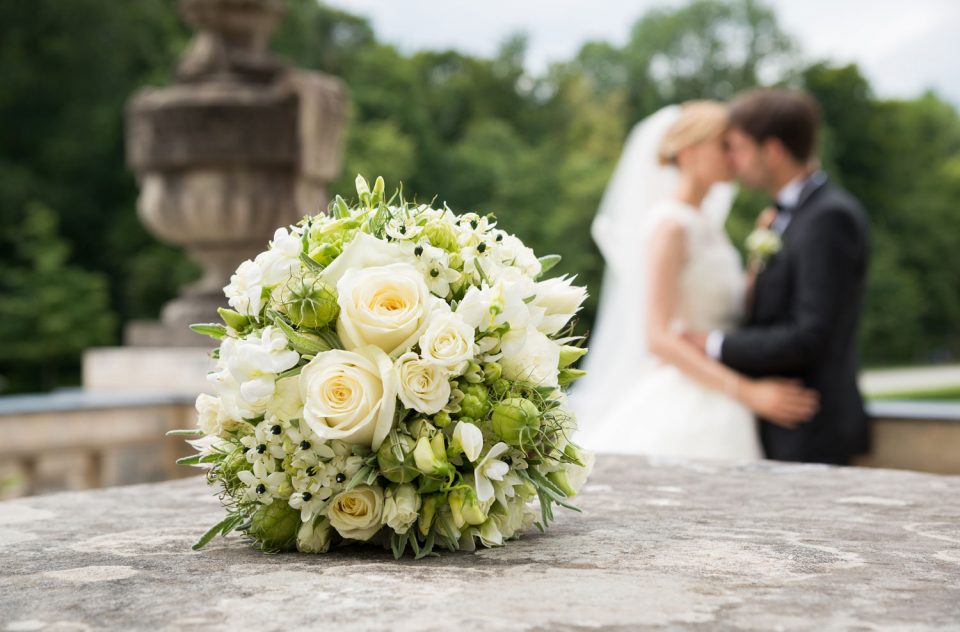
124;0;347;346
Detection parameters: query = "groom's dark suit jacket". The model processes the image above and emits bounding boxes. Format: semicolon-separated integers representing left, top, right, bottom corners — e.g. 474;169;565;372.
721;177;871;464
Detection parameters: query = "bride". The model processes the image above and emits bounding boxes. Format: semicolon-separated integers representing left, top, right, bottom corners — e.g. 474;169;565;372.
571;101;818;460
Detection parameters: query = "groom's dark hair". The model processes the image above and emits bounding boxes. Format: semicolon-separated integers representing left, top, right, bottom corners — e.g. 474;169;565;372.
728;89;821;163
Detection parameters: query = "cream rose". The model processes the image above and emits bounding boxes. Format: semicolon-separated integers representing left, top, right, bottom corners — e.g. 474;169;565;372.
328;484;384;541
395;352;451;415
382;483;421;534
336;262;440;357
299;345;398;450
418;311;476;373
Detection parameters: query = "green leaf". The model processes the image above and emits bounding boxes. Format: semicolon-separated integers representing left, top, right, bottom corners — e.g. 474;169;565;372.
190;323;227;340
166;429;203;437
193;514;241;550
536;254;561;278
345;466;373;491
176;453;224;466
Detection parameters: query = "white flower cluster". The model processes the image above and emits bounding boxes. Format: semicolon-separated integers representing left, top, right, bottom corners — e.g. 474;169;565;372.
178;176;592;558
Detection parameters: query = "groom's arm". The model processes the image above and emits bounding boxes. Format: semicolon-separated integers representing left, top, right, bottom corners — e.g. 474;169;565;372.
720;208;863;375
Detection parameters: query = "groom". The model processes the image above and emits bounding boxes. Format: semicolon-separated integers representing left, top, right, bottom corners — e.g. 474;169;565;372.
687;89;871;465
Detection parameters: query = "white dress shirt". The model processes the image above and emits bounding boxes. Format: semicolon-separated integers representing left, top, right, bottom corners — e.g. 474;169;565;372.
704;172;817;361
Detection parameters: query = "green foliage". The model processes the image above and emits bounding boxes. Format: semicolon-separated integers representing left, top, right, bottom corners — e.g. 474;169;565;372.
1;0;957;393
0;205;115;391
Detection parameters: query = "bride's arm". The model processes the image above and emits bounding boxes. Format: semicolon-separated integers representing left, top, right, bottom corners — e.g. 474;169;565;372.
645;220;817;426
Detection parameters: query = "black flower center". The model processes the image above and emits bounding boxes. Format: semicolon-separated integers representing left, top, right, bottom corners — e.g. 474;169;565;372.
305;466;317;477
336;473;346;483
271;424;282;435
256;444;267;454
477;242;487;253
430;269;440;278
256;483;266;494
299;440;311;450
414;245;424;257
302;491;313;502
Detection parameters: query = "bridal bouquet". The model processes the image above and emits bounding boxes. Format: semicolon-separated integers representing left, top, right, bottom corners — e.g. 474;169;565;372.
172;176;593;558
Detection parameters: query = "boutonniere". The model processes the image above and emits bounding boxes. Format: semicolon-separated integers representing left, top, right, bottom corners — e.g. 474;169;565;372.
745;227;782;270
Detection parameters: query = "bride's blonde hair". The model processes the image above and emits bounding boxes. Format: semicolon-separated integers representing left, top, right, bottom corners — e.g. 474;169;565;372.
656;100;730;166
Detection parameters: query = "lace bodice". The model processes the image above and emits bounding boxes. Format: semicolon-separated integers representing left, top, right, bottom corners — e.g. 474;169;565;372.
649;199;746;333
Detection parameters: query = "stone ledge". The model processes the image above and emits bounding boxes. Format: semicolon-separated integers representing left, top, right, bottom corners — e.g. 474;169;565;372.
1;455;959;630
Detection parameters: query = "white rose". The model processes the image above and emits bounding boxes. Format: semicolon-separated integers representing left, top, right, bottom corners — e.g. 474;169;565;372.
299;345;398;450
320;231;407;287
395;352;451;415
328;484;384;541
195;393;224;436
532;275;588;335
500;328;561;388
418;311;476;373
382;484;421;534
224;259;266;316
336;262;440;357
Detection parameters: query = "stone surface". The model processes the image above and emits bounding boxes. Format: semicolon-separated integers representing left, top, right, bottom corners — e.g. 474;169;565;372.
2;456;960;630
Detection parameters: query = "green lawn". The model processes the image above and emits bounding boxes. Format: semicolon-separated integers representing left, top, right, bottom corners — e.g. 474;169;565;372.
868;386;960;401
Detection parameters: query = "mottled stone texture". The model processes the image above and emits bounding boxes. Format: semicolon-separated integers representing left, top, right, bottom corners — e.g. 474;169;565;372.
2;455;959;631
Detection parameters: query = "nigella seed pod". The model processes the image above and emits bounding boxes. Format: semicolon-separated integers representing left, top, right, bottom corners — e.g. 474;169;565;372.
286;273;339;329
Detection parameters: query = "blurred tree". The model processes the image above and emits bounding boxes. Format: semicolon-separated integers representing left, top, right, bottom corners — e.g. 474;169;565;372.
1;0;958;393
0;205;115;392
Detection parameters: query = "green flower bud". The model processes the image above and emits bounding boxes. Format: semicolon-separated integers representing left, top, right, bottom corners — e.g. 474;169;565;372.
491;397;541;447
433;411;452;428
547;470;577;497
418;493;444;537
407;418;437;439
249;500;300;551
491;378;510;397
219;448;247;484
217;307;250;332
460;382;488;401
563;442;586;467
371;176;385;206
459;394;488;420
355;174;371;203
483;362;502;383
423;220;459;252
286;275;339;329
307;242;342;267
449;488;488;529
413;434;452;477
558;368;587;386
297;517;333;553
558;345;588;369
377;433;420;484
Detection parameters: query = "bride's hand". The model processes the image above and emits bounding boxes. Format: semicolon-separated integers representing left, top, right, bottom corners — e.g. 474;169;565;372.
739;378;819;428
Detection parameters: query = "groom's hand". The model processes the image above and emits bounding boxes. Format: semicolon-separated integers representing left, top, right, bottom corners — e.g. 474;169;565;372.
680;329;708;353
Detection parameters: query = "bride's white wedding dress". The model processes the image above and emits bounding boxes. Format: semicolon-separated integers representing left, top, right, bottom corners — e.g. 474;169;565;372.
574;198;763;460
569;104;763;460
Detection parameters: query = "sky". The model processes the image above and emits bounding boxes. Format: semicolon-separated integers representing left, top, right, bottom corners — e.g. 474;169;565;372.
325;0;960;106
